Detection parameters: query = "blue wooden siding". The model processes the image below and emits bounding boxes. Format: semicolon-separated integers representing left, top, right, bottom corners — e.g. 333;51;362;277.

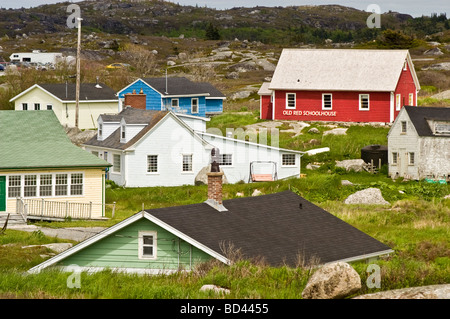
57;218;213;271
163;97;207;117
119;80;162;110
205;98;223;114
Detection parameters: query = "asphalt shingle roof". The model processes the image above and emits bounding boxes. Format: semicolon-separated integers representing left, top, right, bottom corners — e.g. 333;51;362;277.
404;105;450;137
146;191;392;267
39;83;117;101
0;111;110;170
142;77;225;97
83;108;169;150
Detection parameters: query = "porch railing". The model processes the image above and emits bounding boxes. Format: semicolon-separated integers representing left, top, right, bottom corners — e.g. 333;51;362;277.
16;198;116;220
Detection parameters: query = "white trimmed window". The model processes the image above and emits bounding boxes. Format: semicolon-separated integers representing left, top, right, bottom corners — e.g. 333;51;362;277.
22;103;28;111
139;231;157;259
392;152;398;165
282;154;296;166
121;125;126;140
147;155;158;173
401;121;407;133
24;175;37;197
34;103;40;111
55;174;68;196
219;154;232;166
171;99;179;108
98;124;103;138
191;98;199;114
113;154;121;173
70;173;83;196
286;93;296;109
39;174;53;197
359;94;369;110
396;94;401;111
46;104;52;110
322;94;332;110
408;93;414;106
409;152;415;165
8;176;21;198
182;154;193;172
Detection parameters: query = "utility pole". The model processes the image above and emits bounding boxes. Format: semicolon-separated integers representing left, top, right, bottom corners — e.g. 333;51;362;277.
75;17;83;129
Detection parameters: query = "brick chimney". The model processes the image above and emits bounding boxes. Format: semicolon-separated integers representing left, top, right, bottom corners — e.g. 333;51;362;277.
205;149;228;212
124;88;146;109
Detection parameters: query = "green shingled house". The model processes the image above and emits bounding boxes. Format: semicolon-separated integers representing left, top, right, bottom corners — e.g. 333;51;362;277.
0;111;111;219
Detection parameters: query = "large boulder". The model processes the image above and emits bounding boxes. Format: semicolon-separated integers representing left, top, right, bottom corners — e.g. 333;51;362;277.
335;159;366;172
302;262;361;299
195;165;228;185
344;188;390;205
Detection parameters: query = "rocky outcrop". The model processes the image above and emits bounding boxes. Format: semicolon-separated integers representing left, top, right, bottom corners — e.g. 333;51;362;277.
335;159;366;172
354;284;450;299
302;262;361;299
344;188;390;205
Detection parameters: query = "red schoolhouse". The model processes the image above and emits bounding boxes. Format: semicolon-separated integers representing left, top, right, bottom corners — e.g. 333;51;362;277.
259;49;421;123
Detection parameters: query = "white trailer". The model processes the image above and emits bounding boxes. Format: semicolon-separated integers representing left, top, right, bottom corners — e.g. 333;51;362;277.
9;50;64;65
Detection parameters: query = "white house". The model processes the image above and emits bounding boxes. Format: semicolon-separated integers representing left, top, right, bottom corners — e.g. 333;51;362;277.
10;82;118;130
387;105;450;181
82;107;304;187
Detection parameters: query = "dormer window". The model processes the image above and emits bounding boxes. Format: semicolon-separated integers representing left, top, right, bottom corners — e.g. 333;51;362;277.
435;122;450;136
98;124;103;138
121;125;126;140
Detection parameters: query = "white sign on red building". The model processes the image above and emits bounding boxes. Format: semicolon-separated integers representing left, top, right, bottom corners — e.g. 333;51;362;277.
259;49;421;123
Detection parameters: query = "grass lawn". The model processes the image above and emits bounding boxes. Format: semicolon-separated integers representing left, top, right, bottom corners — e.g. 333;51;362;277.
0;115;449;299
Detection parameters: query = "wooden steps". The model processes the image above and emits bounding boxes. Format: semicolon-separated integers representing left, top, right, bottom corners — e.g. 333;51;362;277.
0;212;27;227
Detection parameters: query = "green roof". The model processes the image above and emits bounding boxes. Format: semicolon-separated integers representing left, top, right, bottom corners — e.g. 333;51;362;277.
0;111;111;170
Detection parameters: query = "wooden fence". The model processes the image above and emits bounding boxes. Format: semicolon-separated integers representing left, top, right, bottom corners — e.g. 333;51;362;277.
16;198;115;220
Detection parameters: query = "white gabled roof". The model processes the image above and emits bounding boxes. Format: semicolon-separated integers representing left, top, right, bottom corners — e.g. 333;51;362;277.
269;49;420;92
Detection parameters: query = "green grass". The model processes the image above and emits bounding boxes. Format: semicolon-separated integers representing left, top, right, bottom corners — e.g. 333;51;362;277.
1;118;449;299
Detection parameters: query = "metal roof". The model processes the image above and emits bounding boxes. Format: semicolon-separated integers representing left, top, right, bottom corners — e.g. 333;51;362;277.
0;111;110;170
269;49;420;92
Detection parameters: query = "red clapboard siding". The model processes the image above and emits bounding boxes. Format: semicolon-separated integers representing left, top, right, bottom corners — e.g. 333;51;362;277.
273;90;392;123
393;64;418;118
260;95;272;120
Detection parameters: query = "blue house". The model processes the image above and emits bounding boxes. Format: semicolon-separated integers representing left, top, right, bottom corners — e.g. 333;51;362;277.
117;77;225;117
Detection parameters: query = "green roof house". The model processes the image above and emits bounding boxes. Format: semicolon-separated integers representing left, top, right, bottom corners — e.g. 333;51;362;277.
0;110;111;220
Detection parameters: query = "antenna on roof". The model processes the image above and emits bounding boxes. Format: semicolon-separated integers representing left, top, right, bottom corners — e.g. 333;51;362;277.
165;68;168;94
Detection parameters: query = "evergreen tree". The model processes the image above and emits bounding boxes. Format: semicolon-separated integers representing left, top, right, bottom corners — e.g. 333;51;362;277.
205;22;221;40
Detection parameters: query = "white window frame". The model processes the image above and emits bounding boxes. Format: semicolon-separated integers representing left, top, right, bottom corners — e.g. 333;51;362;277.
359;94;370;111
98;123;103;139
8;175;22;198
121;125;126;140
286;93;296;109
396;94;401;111
191;98;199;114
34;103;40;111
22;103;28;111
147;155;158;174
70;173;84;196
39;174;53;197
219;154;233;166
392;152;398;165
55;173;69;197
46;104;53;110
138;231;157;260
171;98;179;108
23;174;37;198
112;154;121;173
322;93;332;110
182;154;193;173
281;153;296;166
408;93;414;106
401;121;407;134
408;152;415;166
